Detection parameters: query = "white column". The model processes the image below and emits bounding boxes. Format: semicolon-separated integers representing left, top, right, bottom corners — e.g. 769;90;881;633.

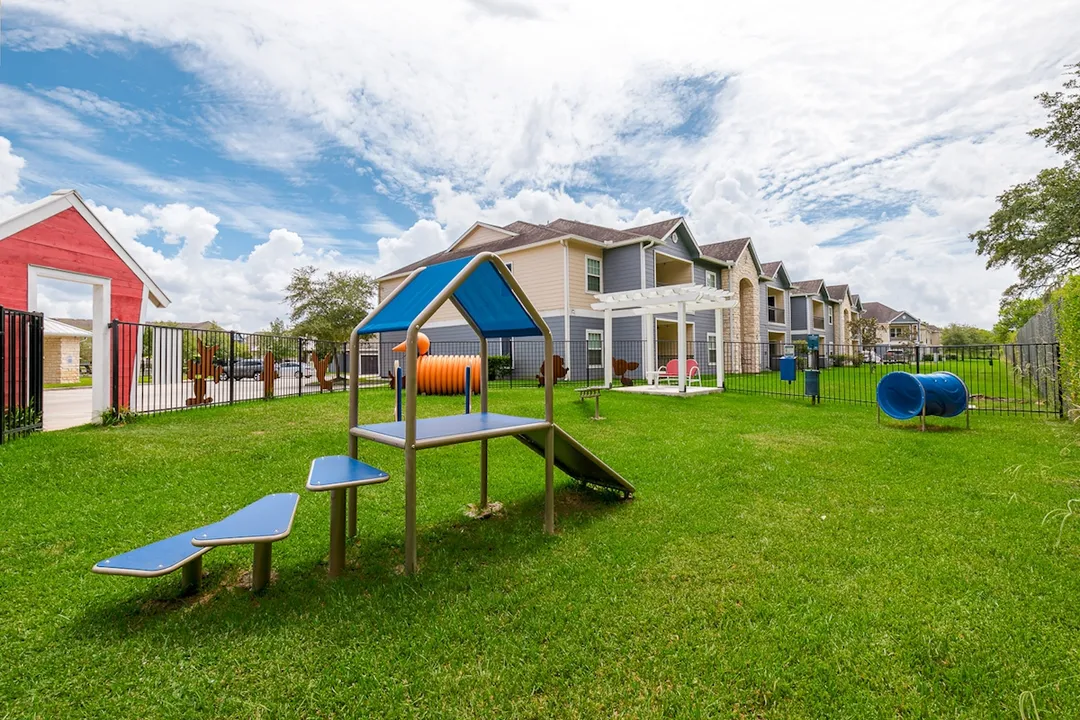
603;307;613;387
644;313;655;383
677;301;687;392
717;308;725;389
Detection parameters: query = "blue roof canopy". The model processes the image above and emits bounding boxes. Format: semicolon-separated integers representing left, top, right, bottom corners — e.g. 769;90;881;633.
360;256;544;338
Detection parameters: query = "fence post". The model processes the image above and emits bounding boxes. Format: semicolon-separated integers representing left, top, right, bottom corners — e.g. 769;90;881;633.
1055;342;1065;420
298;337;304;397
0;306;5;446
229;331;236;405
915;344;921;374
110;320;119;413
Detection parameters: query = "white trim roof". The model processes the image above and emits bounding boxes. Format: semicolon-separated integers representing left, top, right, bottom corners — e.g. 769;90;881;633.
0;189;170;308
591;283;737;316
44;317;93;338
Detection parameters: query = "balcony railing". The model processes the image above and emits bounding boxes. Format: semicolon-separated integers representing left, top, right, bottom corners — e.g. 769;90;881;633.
767;307;786;324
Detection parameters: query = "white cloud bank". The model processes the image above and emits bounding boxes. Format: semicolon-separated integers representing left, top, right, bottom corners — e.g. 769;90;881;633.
7;0;1080;325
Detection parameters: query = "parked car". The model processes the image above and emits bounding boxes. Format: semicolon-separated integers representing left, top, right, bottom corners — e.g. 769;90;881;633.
276;361;314;378
223;358;265;380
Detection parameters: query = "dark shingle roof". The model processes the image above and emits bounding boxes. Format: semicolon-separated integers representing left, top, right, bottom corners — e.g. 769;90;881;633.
380;221;565;279
825;284;849;302
544;218;641;244
55;318;93;332
790;279;825;296
761;261;783;278
624;217;683;240
699;237;750;263
861;301;901;324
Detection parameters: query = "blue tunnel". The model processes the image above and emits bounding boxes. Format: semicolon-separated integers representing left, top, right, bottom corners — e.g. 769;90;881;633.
876;371;968;420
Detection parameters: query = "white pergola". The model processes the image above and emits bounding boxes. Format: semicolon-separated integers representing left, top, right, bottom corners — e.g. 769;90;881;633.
591;284;738;392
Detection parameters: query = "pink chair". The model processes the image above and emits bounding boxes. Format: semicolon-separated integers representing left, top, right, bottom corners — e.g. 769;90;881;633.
658;359;701;386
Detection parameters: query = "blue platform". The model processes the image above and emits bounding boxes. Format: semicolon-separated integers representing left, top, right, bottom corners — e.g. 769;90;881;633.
352;412;550;449
93;530;210;577
191;493;300;547
307;455;390;491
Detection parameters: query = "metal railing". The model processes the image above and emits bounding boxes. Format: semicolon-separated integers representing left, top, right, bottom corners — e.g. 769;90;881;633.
767;306;786;324
1;307;44;443
722;341;1064;416
110;320;354;416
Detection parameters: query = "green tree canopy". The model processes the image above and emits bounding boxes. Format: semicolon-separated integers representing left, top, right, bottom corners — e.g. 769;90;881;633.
993;297;1044;342
971;63;1080;299
849;316;882;347
284;266;376;341
941;323;994;346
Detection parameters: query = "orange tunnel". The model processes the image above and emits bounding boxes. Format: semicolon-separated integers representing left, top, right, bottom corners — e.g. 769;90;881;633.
393;334;482;395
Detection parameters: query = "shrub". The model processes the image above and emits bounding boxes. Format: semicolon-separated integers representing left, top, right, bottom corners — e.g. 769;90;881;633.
100;406;138;427
1055;276;1080;420
3;400;41;431
488;355;512;380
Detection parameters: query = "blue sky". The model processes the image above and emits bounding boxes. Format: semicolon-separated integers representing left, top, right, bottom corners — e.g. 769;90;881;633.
1;0;1078;329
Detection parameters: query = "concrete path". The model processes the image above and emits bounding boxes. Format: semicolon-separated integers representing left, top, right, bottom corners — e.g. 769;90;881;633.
43;387;94;431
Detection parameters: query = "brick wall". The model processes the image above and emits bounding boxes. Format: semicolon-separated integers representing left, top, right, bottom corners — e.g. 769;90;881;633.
43;336;82;384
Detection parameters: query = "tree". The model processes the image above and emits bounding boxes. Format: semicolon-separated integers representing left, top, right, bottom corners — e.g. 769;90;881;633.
971;63;1080;299
850;316;882;347
993;297;1044;342
941;323;994;346
284;266;376;341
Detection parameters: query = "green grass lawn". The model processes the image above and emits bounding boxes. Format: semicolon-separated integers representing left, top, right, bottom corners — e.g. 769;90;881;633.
43;377;93;390
1;389;1078;718
724;359;1059;413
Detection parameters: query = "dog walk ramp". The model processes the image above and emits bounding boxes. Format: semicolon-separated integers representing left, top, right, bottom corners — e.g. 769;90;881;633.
514;424;634;497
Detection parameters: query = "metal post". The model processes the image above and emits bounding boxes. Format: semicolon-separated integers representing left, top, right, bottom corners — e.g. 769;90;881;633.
252;542;272;592
404;324;419;575
544;332;555;535
180;556;202;595
297;337;303;397
479;337;488;509
228;331;235;405
347;330;360;538
329;487;346;577
1055;342;1065;420
0;307;5;446
110;320;119;412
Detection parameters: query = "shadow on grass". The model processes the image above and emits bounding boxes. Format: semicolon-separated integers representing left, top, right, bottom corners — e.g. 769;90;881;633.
880;420;971;433
72;481;629;636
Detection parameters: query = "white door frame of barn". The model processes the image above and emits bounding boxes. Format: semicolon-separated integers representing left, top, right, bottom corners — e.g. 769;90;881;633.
27;266;112;419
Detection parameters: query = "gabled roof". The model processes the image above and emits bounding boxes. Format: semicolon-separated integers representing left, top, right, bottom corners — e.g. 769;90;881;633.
380;221;564;280
699;237;750;264
790;279;827;297
0;189;170;308
544;218;641;244
761;261;782;277
624;217;684;241
444;221;518;253
361;254;544;338
44;317;93;338
825;284;851;303
861;301;902;324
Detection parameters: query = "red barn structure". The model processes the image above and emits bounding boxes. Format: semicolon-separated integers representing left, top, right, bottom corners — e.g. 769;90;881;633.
0;189;170;418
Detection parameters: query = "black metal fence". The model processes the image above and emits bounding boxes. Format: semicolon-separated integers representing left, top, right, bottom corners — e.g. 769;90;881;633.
108;323;1065;420
1;307;44;443
110;321;353;416
722;341;1064;416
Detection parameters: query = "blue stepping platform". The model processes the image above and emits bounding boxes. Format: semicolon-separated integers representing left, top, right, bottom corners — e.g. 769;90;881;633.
306;455;389;491
93;529;210;578
191;493;299;547
352;412;549;449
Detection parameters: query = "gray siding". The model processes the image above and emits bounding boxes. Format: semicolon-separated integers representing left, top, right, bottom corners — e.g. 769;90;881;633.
759;280;789;344
603;244;642;293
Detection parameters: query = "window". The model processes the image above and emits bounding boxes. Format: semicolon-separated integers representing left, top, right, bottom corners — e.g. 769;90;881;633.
707;333;717;366
827;306;834;324
586;330;603;368
705;270;717;289
586;256;602;293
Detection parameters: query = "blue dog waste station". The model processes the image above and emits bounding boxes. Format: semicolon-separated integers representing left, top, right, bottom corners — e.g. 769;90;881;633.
779;343;797;383
804;335;820;402
876;371;969;430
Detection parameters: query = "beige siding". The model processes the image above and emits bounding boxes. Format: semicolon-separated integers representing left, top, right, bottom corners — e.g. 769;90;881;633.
455;224;517;251
567;241;601;309
375;241;568;330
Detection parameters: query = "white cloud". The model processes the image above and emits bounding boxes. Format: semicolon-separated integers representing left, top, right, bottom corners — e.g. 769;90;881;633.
0;136;30;219
40;87;143;125
8;0;1080;325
